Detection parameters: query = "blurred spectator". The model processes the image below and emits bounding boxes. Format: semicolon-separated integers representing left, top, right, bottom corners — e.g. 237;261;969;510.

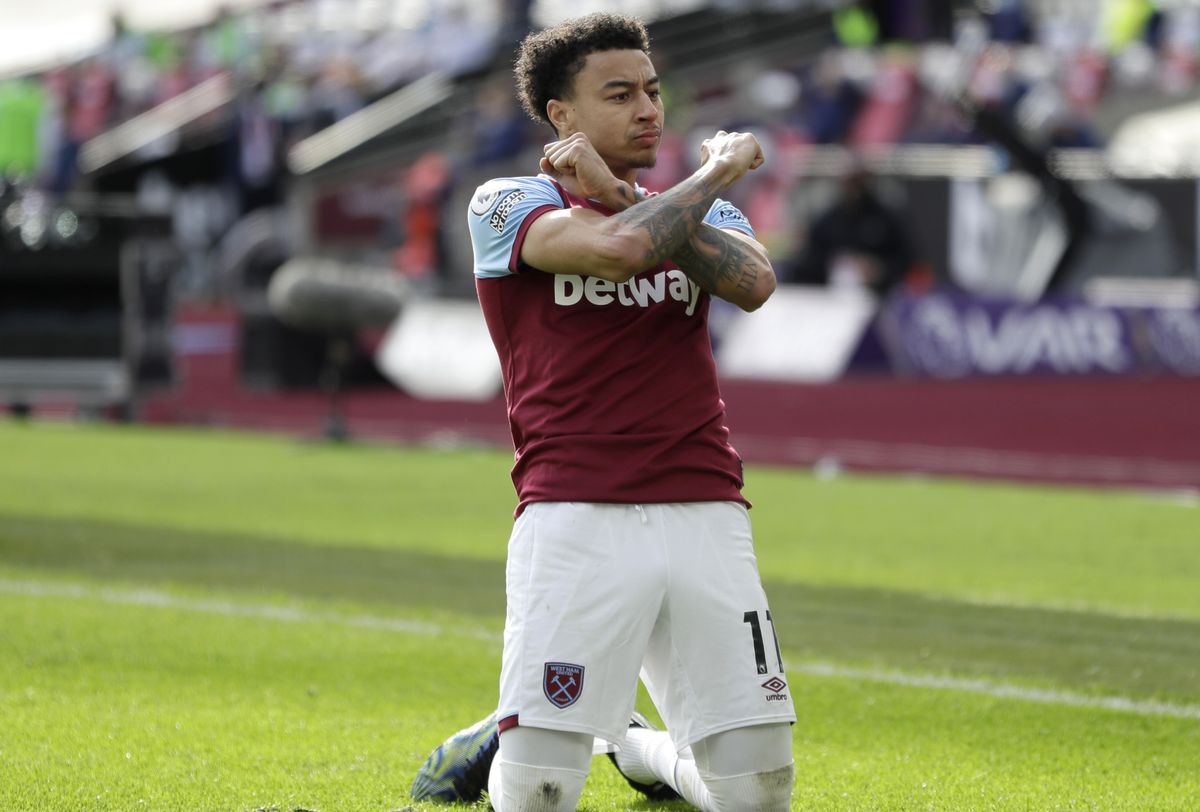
70;57;117;145
231;81;284;214
151;31;195;107
394;151;452;292
360;27;426;91
848;49;919;147
108;14;157;121
1046;111;1102;149
969;45;1024;113
1159;8;1199;95
308;59;366;131
868;0;955;43
1063;48;1108;116
201;4;254;74
795;166;913;297
903;90;972;144
1103;0;1156;52
39;67;74;195
263;61;312;141
466;75;529;168
985;0;1032;44
833;2;880;49
423;1;497;77
797;52;863;144
498;0;535;48
0;77;47;181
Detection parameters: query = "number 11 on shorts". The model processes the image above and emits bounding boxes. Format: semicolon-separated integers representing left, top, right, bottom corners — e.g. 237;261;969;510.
743;610;785;675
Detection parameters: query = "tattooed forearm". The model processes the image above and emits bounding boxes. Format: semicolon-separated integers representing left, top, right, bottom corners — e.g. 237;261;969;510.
600;162;768;306
610;171;726;267
671;224;758;297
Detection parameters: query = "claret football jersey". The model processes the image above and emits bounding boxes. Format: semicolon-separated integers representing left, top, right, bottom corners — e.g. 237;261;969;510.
468;174;752;515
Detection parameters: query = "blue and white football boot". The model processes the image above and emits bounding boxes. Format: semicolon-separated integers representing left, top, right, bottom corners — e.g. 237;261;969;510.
410;711;500;804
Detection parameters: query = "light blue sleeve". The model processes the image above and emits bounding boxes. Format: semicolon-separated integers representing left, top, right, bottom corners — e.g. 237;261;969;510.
704;198;755;239
467;176;564;278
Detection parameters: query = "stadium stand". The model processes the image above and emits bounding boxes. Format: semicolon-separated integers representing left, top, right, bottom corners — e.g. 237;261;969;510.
2;0;1199;488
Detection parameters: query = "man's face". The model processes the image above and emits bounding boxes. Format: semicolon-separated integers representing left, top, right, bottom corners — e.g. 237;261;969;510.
558;49;663;173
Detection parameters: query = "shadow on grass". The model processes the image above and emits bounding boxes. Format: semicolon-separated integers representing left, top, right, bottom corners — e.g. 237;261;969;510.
0;513;508;617
2;512;1198;701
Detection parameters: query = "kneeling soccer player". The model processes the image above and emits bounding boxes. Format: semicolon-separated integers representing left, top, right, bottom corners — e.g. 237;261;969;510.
410;11;796;811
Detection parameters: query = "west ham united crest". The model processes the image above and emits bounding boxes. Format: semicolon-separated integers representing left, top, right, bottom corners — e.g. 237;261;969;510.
543;662;584;709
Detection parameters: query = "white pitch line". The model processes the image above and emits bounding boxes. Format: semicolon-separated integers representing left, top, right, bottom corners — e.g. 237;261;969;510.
3;577;1199;722
0;577;501;643
793;662;1200;721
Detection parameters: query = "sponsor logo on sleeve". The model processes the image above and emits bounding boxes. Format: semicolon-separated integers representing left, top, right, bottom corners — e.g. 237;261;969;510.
713;204;750;229
489;189;528;233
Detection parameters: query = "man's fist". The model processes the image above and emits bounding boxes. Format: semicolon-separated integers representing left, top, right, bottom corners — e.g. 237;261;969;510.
699;130;765;180
540;133;618;200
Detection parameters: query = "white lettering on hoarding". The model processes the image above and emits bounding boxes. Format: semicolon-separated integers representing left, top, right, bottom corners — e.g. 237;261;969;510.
1148;309;1200;374
906;297;1133;376
962;308;1128;374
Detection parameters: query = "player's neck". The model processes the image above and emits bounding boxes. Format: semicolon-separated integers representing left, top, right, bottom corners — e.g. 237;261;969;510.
555;168;639;201
613;166;639;187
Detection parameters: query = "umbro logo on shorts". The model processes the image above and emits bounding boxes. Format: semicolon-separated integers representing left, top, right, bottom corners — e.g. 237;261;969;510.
543;662;585;709
761;676;789;701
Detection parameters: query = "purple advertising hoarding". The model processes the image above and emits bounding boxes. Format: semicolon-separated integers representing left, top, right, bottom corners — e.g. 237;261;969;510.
879;291;1200;378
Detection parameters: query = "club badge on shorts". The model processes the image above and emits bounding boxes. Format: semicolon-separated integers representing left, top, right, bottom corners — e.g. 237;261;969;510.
543;662;584;709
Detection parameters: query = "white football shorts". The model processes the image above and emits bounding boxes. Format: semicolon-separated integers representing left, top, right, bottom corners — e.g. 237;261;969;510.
496;501;797;750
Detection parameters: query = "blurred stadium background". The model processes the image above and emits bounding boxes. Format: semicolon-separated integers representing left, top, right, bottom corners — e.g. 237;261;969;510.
2;0;1199;493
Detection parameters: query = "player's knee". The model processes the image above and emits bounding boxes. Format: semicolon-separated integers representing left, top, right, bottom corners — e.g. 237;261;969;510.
702;762;795;812
488;759;588;812
487;727;592;812
692;723;795;811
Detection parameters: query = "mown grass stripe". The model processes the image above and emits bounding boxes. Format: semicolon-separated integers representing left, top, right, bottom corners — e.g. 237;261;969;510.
0;576;500;643
6;575;1197;722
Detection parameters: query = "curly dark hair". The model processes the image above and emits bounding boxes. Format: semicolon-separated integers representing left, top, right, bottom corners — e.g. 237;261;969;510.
514;13;651;128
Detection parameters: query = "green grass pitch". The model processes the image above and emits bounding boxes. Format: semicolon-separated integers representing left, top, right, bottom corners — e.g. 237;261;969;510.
1;420;1197;811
